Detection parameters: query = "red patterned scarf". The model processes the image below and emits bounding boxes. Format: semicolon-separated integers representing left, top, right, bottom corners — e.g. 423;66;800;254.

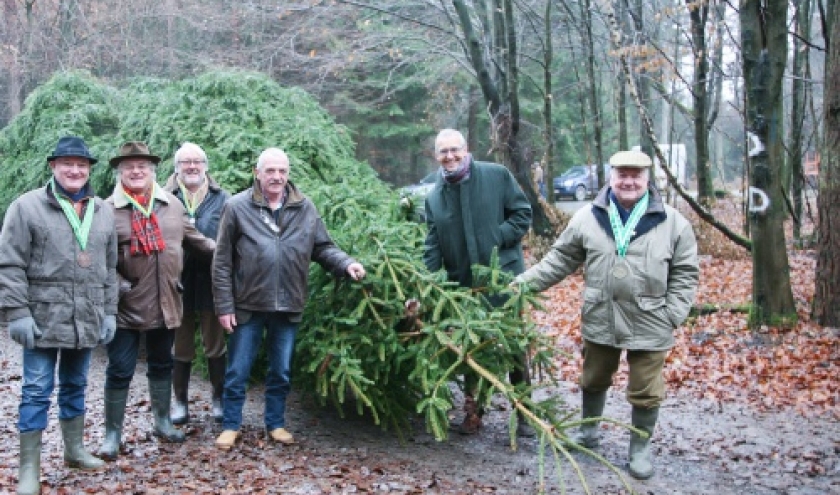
126;189;166;256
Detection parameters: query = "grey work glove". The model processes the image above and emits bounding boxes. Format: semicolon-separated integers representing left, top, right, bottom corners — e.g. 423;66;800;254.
100;315;117;345
9;316;42;349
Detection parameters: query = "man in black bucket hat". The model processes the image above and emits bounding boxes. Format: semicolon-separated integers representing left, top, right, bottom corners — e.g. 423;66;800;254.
0;136;119;495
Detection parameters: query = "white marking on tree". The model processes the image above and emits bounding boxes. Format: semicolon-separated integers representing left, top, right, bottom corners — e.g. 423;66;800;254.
748;187;770;213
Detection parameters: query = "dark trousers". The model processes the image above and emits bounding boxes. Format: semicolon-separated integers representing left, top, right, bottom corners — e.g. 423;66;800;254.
105;327;174;390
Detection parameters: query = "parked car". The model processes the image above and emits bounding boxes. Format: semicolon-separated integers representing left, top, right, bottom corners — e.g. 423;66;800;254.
399;171;437;222
553;164;604;201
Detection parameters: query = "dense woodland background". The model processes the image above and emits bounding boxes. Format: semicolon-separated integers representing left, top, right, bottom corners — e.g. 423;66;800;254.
0;1;823;187
0;0;839;437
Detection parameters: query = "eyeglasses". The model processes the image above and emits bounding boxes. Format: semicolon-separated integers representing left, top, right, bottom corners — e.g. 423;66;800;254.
436;146;463;157
178;159;206;166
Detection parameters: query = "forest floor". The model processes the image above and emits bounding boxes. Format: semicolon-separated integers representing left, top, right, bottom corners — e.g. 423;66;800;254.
1;198;839;494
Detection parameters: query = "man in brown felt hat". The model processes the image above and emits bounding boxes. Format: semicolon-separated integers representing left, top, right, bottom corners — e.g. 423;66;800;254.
98;141;216;461
0;136;117;495
514;150;699;480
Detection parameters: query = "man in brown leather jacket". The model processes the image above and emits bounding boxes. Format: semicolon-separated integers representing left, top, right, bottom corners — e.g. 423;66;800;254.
98;141;216;461
212;147;366;450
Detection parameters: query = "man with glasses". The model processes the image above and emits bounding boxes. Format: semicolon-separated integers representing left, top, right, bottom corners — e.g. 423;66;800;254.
0;136;117;495
422;128;533;437
98;141;216;461
162;142;230;425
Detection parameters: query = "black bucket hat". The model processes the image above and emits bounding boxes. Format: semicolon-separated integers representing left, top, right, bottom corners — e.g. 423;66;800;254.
47;136;98;165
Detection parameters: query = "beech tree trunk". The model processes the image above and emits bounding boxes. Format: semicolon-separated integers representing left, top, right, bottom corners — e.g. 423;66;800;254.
740;0;797;327
813;0;840;326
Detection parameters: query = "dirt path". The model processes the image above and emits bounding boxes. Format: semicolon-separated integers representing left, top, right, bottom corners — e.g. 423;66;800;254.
1;337;838;494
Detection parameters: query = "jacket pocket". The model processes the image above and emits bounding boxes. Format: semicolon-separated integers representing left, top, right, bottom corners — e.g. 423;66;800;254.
28;285;72;328
636;295;675;330
581;287;608;328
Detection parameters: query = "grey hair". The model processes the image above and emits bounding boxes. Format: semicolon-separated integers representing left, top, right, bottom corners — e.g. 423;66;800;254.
173;142;208;172
256;147;290;171
434;129;467;152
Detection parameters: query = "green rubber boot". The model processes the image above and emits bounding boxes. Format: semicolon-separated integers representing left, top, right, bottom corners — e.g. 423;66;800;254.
569;390;607;448
61;416;104;469
17;430;42;495
628;406;659;479
99;387;128;461
149;378;185;443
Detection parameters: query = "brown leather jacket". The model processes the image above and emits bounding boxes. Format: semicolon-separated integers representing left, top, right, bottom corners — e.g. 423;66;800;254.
212;180;355;318
107;183;215;330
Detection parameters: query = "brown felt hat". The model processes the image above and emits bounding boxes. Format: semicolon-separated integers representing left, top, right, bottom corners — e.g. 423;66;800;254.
109;141;161;168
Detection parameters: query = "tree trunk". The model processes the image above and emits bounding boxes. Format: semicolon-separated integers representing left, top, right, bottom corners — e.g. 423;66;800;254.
542;0;555;202
583;0;605;186
813;0;840;325
740;0;797;327
790;0;811;240
688;0;713;205
630;0;654;159
615;0;629;152
467;85;480;154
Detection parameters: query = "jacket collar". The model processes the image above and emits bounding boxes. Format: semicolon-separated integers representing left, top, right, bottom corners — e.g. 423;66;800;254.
45;180;99;211
591;183;667;240
592;182;665;213
161;172;223;195
111;181;170;208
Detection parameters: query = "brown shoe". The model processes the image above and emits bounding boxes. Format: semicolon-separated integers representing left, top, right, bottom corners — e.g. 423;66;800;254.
267;427;295;444
215;430;240;450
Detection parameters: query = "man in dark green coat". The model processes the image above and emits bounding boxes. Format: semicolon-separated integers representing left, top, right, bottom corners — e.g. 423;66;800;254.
423;128;533;436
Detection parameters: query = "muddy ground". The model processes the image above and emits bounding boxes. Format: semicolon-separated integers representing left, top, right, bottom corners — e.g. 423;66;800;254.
0;336;838;495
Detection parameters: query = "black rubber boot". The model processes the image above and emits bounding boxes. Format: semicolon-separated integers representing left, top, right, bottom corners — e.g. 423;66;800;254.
99;387;128;461
60;416;104;470
207;356;226;423
149;378;185;443
171;360;191;425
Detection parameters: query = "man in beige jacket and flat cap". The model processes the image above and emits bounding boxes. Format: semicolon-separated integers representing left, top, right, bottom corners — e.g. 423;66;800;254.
514;150;699;480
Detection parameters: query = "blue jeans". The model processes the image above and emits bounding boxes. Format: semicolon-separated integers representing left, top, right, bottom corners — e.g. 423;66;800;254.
222;311;298;431
18;347;92;432
104;327;174;390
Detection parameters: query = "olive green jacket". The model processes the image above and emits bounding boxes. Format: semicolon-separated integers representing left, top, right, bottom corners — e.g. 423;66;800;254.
515;185;698;350
0;183;118;349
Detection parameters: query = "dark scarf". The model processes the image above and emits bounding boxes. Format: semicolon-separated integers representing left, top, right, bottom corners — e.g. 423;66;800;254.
608;190;631;223
442;154;472;184
52;180;92;203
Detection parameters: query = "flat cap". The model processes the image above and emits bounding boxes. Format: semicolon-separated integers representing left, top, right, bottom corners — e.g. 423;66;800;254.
608;150;652;168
